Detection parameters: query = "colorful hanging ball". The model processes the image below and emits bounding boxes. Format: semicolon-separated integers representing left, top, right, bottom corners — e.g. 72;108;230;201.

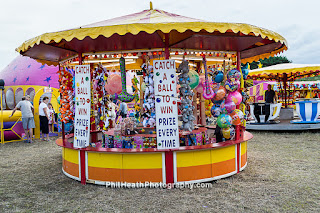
214;86;227;101
234;109;244;121
226;91;242;105
229;110;241;125
104;74;122;95
211;104;222;117
225;78;240;92
228;69;241;80
195;75;205;93
222;126;235;139
188;70;200;89
214;71;224;83
217;114;232;128
224;100;236;113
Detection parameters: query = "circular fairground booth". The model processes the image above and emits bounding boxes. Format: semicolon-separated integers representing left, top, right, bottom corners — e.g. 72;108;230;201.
17;3;287;185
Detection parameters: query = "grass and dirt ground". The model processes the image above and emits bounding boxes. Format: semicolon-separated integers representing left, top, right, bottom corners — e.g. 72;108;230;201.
0;131;319;212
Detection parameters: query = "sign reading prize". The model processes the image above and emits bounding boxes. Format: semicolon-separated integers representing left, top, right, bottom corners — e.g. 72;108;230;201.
154;60;179;149
74;65;91;148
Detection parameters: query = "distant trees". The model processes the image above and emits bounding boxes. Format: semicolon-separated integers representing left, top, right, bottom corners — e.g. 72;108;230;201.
243;56;292;70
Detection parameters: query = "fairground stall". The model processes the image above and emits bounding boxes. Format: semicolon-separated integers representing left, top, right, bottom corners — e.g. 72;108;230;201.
247;63;320;130
0;56;60;143
16;4;288;185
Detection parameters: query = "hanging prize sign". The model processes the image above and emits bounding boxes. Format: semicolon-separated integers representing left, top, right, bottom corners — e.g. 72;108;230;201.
74;65;91;148
154;60;179;149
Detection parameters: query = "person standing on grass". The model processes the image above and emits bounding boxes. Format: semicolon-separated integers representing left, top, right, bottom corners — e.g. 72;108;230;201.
265;84;277;122
47;103;55;133
26;95;33;105
39;97;50;141
9;96;35;143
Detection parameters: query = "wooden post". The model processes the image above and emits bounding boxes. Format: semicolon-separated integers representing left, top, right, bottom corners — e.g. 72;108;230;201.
164;34;170;60
283;73;288;108
193;90;198;125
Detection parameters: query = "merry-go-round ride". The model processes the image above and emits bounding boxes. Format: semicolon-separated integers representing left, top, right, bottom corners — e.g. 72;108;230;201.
16;4;288;185
246;64;320;131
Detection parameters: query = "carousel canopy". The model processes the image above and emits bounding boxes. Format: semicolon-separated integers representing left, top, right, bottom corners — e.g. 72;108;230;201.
248;63;320;81
16;6;287;66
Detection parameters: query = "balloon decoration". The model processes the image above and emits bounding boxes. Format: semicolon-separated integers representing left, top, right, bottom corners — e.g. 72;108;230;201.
195;75;205;93
217;114;232;128
211;104;222;117
196;66;249;141
225;78;240;92
178;60;195;132
188;70;200;90
228;69;241;80
222;126;235;140
214;71;224;83
226;90;242;106
105;74;122;95
214;86;227;101
224;100;236;113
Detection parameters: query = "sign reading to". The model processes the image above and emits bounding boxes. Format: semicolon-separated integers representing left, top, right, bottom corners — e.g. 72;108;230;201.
154;60;179;149
74;65;91;148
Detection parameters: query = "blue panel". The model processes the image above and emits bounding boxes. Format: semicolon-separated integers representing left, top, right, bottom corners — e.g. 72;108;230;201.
299;103;306;121
311;103;318;121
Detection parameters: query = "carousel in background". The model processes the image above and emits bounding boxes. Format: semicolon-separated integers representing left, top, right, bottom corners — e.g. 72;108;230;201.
247;63;320;131
15;3;288;185
0;55;60;143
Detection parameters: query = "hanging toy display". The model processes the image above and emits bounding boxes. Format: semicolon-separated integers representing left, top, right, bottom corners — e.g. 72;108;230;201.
188;70;200;90
131;74;140;103
117;57;135;102
58;67;74;124
225;78;240;92
178;60;195;132
216;114;232;128
194;75;205;93
227;69;241;80
241;64;250;80
222;126;235;140
142;64;156;128
214;71;224;83
92;64;110;130
202;56;215;99
104;74;122;95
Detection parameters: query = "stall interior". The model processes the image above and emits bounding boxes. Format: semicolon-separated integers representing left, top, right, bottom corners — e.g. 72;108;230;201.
58;51;249;148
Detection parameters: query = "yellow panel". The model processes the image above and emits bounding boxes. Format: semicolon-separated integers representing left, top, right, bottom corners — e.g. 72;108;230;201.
211;145;235;163
63;148;79;164
241;141;247;155
87;152;122;169
177;150;211;167
122;153;162;169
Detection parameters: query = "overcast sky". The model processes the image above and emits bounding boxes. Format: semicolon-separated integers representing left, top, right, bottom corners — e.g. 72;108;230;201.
1;0;319;71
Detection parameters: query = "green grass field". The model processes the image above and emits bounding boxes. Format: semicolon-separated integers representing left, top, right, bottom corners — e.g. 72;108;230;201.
0;131;319;212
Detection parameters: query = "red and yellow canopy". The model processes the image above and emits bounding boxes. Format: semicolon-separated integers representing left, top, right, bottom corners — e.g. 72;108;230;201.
17;6;287;65
248;63;320;81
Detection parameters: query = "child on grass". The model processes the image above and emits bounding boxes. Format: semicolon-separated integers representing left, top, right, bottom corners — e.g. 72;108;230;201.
48;103;55;133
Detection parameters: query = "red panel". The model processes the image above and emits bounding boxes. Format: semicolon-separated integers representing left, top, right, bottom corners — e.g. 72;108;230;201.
80;150;86;185
165;151;174;184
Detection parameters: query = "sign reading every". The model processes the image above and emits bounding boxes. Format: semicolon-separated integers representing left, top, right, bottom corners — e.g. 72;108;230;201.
154;60;179;150
74;65;91;148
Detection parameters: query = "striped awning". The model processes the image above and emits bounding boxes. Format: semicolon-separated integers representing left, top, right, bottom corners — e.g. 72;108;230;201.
16;7;287;66
248;64;320;81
